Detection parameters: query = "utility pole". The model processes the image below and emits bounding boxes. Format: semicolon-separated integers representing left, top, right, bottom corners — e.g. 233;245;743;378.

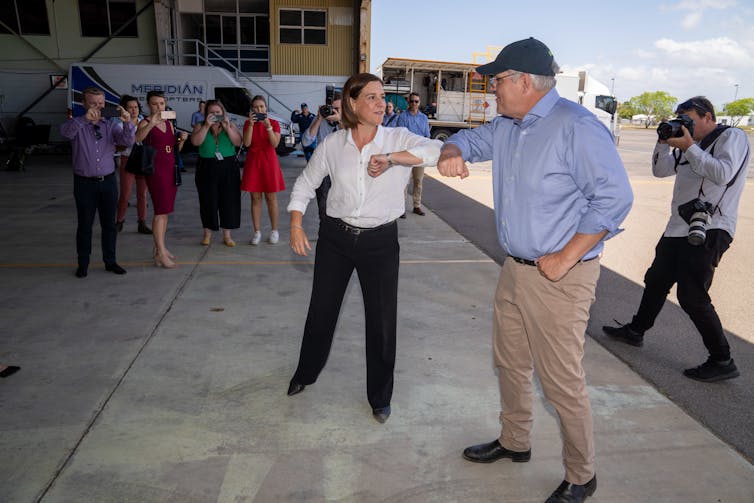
733;84;739;101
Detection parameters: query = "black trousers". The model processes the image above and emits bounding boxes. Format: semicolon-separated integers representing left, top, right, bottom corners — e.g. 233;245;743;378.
632;230;733;360
195;157;241;230
315;175;331;222
73;173;118;268
293;216;399;410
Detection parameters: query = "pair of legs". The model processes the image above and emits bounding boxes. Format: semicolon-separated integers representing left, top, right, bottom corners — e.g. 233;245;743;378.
493;258;600;485
116;155;148;224
196;158;241;245
73;174;118;271
406;166;424;210
628;231;732;361
292;217;399;410
152;213;175;268
250;192;279;234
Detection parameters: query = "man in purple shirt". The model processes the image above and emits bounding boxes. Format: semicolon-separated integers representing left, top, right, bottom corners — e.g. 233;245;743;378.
61;87;135;278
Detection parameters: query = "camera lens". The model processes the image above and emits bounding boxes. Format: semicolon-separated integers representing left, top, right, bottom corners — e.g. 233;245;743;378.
687;211;709;246
657;123;674;140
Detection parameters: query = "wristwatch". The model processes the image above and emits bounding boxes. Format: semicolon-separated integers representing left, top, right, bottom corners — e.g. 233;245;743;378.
386;153;394;167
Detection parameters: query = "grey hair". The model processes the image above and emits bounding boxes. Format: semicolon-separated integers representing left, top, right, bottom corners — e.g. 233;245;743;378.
515;60;560;92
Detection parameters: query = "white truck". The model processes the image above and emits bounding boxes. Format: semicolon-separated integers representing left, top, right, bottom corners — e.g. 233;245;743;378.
68;63;296;155
375;57;617;141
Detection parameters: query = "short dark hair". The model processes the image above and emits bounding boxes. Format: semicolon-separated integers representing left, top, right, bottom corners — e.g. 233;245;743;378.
340;73;383;129
676;96;716;121
146;90;165;103
409;92;420;100
119;94;139;109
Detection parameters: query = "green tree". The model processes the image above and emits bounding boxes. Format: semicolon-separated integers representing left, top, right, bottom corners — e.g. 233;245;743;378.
722;98;754;126
618;101;637;120
628;91;677;128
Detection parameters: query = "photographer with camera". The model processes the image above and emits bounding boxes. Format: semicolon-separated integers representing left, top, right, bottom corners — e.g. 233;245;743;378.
604;96;751;382
301;94;342;219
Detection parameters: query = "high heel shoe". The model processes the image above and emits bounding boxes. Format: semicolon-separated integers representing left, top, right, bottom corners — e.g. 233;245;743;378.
200;235;211;246
154;249;177;269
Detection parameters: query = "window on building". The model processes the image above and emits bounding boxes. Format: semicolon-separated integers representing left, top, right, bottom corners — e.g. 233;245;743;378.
0;0;50;35
279;8;326;45
79;0;138;38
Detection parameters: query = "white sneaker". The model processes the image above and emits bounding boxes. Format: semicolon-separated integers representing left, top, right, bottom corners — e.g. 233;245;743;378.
250;231;262;245
269;230;279;244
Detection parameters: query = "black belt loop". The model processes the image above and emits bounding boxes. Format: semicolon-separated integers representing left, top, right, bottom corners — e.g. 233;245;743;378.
508;255;599;267
327;216;395;236
75;172;114;182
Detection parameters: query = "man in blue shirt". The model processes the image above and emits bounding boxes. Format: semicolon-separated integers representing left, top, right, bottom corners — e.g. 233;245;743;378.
438;38;633;503
396;92;431;215
291;103;317;161
190;101;206;128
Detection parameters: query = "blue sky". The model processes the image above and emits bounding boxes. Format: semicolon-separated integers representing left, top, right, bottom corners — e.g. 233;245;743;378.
370;0;754;109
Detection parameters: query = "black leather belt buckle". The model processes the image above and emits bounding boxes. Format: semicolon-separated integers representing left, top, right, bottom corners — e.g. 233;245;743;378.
510;256;537;266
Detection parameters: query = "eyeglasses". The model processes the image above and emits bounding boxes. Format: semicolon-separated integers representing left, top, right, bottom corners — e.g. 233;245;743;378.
92;124;102;140
409;99;420;103
489;72;520;87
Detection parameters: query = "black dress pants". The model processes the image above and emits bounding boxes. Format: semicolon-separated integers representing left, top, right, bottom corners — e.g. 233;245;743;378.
195;157;241;230
292;216;399;410
73;173;118;268
631;230;733;360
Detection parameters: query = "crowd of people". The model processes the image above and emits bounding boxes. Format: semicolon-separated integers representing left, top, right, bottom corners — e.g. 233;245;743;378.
51;35;750;503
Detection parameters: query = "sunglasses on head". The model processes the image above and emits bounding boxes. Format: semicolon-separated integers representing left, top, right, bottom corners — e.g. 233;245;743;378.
676;99;710;116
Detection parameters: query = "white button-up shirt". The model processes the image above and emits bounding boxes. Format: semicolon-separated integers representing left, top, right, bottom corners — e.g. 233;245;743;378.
288;126;442;228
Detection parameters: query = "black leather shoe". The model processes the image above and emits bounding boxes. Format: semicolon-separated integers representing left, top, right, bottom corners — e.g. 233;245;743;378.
105;263;127;275
138;220;153;235
412;207;425;216
462;439;531;463
0;365;21;378
287;380;306;396
399;213;406;219
545;476;596;503
75;266;88;278
372;406;391;423
115;220;124;233
602;321;644;347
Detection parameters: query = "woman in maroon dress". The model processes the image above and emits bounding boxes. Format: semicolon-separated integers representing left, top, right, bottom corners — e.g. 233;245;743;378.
135;91;187;268
241;95;286;245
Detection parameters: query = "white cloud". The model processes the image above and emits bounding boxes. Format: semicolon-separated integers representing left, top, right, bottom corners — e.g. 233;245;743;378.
653;37;754;69
681;12;702;28
667;0;738;11
633;49;656;60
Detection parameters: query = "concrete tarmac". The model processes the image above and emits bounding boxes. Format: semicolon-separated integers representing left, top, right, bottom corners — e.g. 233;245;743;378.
1;146;753;502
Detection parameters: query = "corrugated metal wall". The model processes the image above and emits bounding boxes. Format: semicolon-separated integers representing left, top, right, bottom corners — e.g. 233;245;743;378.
269;0;356;76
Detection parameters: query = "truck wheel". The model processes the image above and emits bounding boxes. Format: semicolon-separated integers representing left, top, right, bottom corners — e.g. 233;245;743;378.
431;129;452;142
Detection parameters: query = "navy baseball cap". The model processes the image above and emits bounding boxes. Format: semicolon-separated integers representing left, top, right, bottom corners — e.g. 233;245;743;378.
476;37;555;76
301;103;308;108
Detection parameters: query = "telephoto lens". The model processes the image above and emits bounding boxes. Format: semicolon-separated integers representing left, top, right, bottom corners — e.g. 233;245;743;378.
687;211;710;245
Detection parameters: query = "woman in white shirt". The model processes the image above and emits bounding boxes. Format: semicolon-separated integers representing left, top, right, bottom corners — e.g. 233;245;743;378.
285;73;442;424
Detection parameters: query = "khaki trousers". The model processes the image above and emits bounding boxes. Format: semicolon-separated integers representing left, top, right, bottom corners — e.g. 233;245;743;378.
405;166;424;208
493;258;600;485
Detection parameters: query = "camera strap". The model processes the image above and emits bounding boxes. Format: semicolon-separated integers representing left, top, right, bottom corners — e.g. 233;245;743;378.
695;126;748;216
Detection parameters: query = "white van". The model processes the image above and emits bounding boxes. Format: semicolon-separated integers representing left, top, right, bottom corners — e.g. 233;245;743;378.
68;63;296;155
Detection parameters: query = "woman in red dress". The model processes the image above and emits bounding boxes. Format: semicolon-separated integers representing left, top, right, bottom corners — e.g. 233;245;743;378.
135;91;187;268
241;95;286;245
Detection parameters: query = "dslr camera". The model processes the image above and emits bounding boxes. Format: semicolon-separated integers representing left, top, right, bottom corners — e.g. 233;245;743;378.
657;114;694;141
319;97;334;118
678;198;713;246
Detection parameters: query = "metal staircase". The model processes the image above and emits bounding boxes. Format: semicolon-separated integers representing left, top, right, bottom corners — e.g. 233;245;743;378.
162;38;291;114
